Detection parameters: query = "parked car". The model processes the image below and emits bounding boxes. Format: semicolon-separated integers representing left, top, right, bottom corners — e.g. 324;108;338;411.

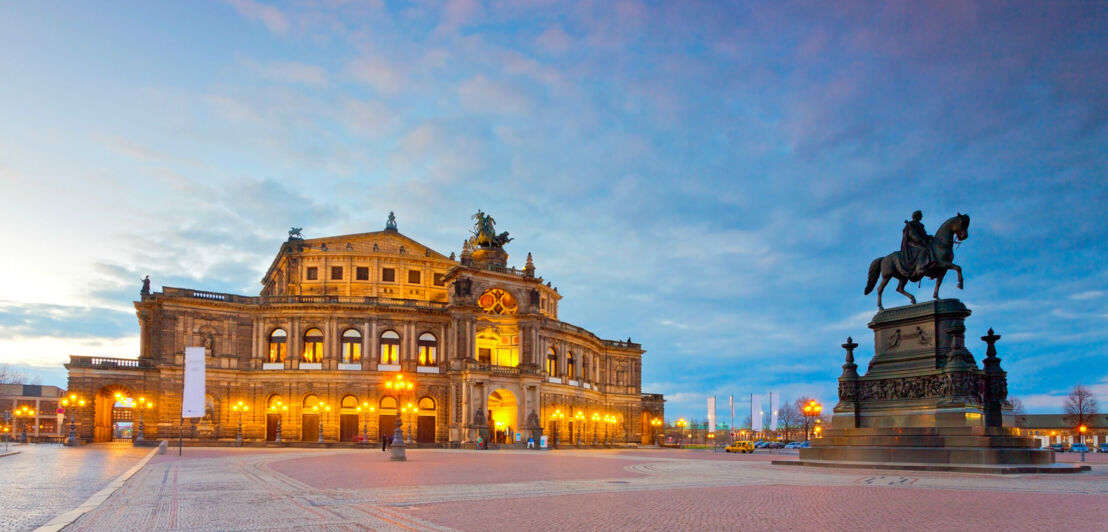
1098;442;1108;453
725;441;755;453
796;441;811;448
783;442;799;449
1049;443;1068;452
754;441;768;448
1070;443;1090;453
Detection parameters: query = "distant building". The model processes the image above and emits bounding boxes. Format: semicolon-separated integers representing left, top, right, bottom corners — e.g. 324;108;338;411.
66;214;663;445
0;384;66;440
1016;414;1107;448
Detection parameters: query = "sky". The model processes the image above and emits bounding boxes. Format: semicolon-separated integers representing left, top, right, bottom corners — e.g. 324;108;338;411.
0;1;1106;422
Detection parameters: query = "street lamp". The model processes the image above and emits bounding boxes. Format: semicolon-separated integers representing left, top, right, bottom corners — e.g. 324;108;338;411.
604;414;617;447
15;405;35;443
60;394;86;446
312;401;331;443
573;411;585;446
268;400;289;443
650;418;663;446
133;397;155;442
676;418;688;447
357;402;375;444
550;409;564;448
591;412;600;446
231;401;249;446
802;399;822;441
400;403;419;444
383;373;414;461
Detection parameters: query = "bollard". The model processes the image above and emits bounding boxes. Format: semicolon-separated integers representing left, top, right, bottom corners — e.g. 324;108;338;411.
158;439;168;455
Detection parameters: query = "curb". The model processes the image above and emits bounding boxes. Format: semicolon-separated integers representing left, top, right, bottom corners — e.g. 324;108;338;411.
0;450;20;458
34;446;158;532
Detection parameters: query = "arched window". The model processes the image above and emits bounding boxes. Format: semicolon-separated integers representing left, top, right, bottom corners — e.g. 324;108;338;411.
418;333;437;366
380;396;398;411
546;347;557;376
268;329;287;363
340;394;359;412
582;355;589;382
302;328;323;363
380;330;400;364
303;394;319;408
267;394;285;409
341;329;361;363
567;352;576;380
418;397;436;411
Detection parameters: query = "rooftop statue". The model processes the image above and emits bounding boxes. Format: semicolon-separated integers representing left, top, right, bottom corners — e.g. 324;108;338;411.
288;227;304;241
385;211;398;231
468;210;513;249
864;211;970;309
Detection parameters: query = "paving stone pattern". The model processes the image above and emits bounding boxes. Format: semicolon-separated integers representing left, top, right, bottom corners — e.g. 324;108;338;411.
0;443;149;532
67;448;1108;531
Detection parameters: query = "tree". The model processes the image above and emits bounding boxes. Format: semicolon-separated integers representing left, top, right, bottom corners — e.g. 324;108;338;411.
777;401;799;440
795;396;817;440
0;364;28;384
1063;385;1099;433
1007;397;1028;427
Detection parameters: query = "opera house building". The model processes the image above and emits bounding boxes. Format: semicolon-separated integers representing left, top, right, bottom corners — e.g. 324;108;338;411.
66;213;664;447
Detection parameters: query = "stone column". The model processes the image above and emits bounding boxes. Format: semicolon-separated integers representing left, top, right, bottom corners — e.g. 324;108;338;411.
981;328;1006;429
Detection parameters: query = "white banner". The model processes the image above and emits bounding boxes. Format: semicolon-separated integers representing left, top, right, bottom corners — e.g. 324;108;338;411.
729;395;734;424
751;394;763;432
707;397;716;433
770;392;779;432
182;347;206;418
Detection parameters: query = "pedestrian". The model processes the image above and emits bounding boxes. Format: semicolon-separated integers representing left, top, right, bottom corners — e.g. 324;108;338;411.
527;436;535;449
387;435;393;450
381;433;387;452
477;435;483;450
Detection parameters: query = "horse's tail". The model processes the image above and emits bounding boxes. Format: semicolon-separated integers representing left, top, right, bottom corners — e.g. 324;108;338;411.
864;257;882;295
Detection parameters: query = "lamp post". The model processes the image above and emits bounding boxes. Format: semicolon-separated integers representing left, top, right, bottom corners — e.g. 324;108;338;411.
15;406;35;443
269;401;288;443
591;412;600;446
312;401;331;443
650;418;662;446
231;401;249;446
358;402;375;445
1079;425;1088;462
61;394;86;446
133;397;155;443
550;409;564;448
400;403;419;444
676;418;687;447
384;373;414;461
573;411;585;447
802;399;822;441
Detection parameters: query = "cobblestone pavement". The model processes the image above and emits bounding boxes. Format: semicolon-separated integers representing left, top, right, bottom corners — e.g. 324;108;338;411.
67;447;1108;531
0;442;149;532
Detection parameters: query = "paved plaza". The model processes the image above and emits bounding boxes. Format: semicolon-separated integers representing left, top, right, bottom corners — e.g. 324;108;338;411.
0;443;150;532
25;446;1103;531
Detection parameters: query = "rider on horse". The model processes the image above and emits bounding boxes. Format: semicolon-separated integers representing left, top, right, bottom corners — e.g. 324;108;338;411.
899;210;936;282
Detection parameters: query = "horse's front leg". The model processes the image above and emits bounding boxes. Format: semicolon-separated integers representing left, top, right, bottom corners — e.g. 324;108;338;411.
953;263;963;289
933;269;946;300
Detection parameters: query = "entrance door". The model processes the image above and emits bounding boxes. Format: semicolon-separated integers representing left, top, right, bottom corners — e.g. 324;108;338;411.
340;414;358;442
302;414;319;441
417;415;435;443
266;414;279;441
379;414;396;440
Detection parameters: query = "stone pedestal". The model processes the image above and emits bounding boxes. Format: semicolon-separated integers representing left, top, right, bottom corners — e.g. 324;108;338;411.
781;299;1086;473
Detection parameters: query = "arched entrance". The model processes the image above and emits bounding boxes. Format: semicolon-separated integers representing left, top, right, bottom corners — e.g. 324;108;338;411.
302;395;320;441
93;387;134;443
642;410;655;445
488;389;518;444
378;396;398;442
265;394;286;441
339;394;360;442
417;397;436;443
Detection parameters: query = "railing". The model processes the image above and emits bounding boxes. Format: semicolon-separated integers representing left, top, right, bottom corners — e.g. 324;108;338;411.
68;356;155;369
155;287;448;310
545;320;640;349
602;339;641;349
479;263;531;277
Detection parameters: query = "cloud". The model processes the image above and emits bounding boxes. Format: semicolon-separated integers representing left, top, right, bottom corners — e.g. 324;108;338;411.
456;75;533;115
245;59;328;85
535;26;573;54
1071;291;1103;301
344;55;408;93
224;0;290;34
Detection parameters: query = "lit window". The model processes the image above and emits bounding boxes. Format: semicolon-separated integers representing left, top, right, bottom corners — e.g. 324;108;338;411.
477;288;518;315
306;267;318;281
547;348;557;376
380;396;397;410
567;352;575;380
382;268;395;282
331;266;343;280
380;330;400;364
418;397;435;410
418;333;437;366
268;329;287;363
408;270;421;284
342;329;361;363
478;348;491;364
356;267;369;280
303;328;323;363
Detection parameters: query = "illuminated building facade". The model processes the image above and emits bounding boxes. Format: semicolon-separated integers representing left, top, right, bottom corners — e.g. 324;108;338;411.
66;214;663;446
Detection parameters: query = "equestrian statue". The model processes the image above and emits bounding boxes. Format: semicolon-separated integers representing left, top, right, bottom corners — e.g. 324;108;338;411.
865;211;970;309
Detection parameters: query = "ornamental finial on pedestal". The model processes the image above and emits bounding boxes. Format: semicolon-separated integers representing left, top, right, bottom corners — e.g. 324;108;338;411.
840;336;859;379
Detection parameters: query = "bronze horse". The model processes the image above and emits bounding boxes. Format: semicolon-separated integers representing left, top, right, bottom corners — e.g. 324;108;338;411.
865;213;970;309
